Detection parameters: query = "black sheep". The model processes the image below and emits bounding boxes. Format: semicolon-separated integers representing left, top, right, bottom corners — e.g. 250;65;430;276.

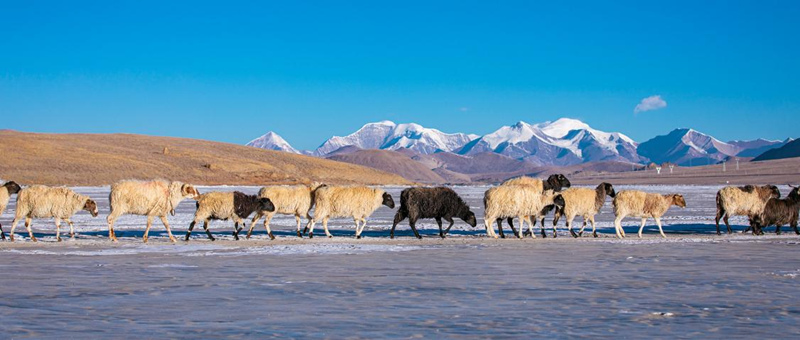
390;187;477;239
749;186;800;235
496;174;572;238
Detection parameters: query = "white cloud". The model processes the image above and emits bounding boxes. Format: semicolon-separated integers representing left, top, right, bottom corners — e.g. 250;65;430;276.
634;95;667;113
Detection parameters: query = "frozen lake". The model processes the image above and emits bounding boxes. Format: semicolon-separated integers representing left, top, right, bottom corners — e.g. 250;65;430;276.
1;185;799;338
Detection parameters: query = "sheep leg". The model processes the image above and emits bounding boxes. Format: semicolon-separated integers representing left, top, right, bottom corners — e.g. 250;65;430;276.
515;216;526;239
8;217;20;242
567;216;579;238
715;210;723;235
24;217;37;242
0;221;5;240
496;218;506;239
525;216;536;238
106;213;119;242
202;219;215;241
390;210;407;239
484;217;497;238
66;219;76;239
264;215;278;240
233;221;241;240
552;216;559;238
436;217;444;238
637;218;647;238
443;217;455;237
322;217;333;238
355;218;362;239
159;216;177;243
614;216;624;239
246;213;262;239
655;217;666;238
186;220;198;241
306;219;316;238
54;218;62;242
295;215;304;238
776;225;782;235
723;215;733;234
143;216;153;243
590;216;598;238
577;216;588;237
408;217;422;239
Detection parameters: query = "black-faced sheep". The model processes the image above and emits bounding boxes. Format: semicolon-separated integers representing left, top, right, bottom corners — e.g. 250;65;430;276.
484;185;565;239
748;186;800;235
612;190;686;238
389;187;477;239
8;185;99;242
494;174;571;238
552;182;616;238
715;185;780;234
186;191;275;241
0;181;22;240
304;186;395;239
247;183;326;239
106;180;200;243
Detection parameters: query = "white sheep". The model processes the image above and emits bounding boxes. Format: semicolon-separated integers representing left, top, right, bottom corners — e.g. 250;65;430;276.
715;185;780;234
0;181;22;240
612;190;686;238
552;183;616;238
106;180;200;243
247;183;326;239
8;185;99;242
185;191;275;241
483;185;565;239
495;174;571;238
305;186;395;238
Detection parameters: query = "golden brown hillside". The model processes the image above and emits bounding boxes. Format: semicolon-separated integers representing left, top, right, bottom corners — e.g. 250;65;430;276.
0;131;411;186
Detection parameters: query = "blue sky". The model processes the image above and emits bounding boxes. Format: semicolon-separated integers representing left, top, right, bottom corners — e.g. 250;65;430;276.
1;0;798;150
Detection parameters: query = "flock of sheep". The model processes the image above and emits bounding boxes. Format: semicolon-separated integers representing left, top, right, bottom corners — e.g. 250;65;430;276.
0;175;798;242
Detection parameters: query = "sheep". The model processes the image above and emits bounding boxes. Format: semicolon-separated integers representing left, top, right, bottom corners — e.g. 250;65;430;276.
246;183;326;240
612;190;686;238
8;185;99;242
715;185;780;235
483;185;565;239
106;180;201;243
495;174;571;238
304;186;395;239
389;187;477;239
748;186;800;235
552;182;616;238
185;191;275;241
0;181;22;240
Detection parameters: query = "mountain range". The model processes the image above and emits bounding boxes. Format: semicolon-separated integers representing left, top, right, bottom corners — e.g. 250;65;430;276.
246;118;792;183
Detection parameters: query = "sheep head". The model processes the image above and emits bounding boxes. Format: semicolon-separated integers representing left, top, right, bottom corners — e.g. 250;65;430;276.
788;185;800;200
546;174;571;191
600;182;616;198
767;185;781;199
83;199;99;217
181;184;201;199
382;192;395;209
671;194;687;208
461;210;477;227
258;197;276;212
3;181;21;195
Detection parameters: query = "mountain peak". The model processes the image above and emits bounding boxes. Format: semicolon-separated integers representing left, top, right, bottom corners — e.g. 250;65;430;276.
247;131;300;154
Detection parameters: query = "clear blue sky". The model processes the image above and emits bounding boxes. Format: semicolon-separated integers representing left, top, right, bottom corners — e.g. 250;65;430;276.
1;0;798;150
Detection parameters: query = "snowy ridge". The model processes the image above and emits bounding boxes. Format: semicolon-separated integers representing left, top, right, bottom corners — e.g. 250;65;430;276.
246;131;301;154
313;121;477;156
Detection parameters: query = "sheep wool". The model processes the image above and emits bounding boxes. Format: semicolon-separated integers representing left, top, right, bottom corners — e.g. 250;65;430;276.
106;179;200;243
9;185;98;242
715;185;780;235
612;190;686;239
484;185;564;239
306;186;395;238
248;183;326;239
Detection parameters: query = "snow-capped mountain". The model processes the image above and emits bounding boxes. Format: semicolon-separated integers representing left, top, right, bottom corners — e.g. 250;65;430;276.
313;121;478;156
728;138;789;157
457;118;643;166
246;131;301;154
637;128;741;166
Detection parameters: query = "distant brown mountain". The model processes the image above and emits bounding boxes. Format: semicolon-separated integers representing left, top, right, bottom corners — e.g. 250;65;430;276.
0;131;410;186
